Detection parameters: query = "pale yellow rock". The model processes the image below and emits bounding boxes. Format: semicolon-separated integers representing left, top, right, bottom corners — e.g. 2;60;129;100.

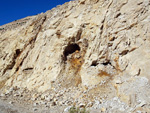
101;107;106;112
0;0;150;110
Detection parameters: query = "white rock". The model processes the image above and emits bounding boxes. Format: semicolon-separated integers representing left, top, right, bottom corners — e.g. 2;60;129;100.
64;106;72;112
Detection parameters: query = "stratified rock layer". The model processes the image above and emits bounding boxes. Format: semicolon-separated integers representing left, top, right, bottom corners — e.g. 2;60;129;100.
0;0;150;112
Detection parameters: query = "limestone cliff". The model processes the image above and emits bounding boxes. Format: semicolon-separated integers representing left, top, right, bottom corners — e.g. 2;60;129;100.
0;0;150;112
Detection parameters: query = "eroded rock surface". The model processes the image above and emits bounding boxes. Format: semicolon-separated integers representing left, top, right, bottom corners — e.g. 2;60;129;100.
0;0;150;112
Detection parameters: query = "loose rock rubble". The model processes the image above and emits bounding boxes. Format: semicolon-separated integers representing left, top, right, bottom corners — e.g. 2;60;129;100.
0;0;150;112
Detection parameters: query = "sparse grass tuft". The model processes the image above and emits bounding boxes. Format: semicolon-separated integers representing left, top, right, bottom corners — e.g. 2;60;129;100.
69;106;89;113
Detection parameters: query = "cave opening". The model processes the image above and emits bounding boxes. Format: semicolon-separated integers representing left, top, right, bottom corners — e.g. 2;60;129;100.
91;60;99;66
63;43;80;61
16;49;21;56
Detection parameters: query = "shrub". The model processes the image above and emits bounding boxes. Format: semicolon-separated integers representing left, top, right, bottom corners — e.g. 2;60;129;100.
0;28;4;30
69;106;89;113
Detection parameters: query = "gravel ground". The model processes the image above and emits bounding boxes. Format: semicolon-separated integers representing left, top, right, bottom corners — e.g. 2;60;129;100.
0;99;19;113
0;98;66;113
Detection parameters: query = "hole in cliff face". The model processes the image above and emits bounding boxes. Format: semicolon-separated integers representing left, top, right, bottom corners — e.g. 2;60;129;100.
102;60;111;66
23;68;33;71
16;49;21;56
119;50;129;56
7;49;21;69
2;49;21;75
63;43;80;61
91;60;98;66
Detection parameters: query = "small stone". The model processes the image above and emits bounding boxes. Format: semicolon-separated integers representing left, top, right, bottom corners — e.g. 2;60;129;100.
87;102;93;107
45;104;50;108
33;102;38;106
45;96;50;101
5;90;10;95
9;101;13;104
58;101;63;106
137;101;146;107
13;93;20;97
49;94;54;100
109;37;115;41
113;97;119;101
51;101;56;106
33;108;38;111
79;103;86;108
101;107;106;112
56;93;63;97
79;0;85;4
40;95;46;100
13;86;18;91
31;97;36;101
64;106;72;112
8;87;13;93
115;79;122;84
136;110;142;113
53;98;58;102
0;93;5;97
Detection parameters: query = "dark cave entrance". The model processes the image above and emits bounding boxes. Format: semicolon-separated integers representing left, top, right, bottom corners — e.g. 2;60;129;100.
63;43;80;61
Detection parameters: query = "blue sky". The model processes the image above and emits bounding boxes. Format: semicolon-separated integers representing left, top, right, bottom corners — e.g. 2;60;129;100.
0;0;71;26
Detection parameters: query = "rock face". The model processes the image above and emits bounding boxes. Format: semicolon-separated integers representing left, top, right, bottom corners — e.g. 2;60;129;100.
0;0;150;112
